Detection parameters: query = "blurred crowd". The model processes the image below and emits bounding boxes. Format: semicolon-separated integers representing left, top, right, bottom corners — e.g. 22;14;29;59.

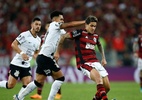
0;0;142;67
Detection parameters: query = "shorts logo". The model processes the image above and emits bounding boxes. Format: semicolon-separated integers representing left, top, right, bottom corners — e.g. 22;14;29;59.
14;70;20;77
44;69;51;75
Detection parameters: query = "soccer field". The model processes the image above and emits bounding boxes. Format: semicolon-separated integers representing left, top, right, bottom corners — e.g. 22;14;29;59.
0;81;141;100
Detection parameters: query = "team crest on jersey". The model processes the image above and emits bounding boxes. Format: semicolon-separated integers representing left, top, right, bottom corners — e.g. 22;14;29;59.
14;70;20;77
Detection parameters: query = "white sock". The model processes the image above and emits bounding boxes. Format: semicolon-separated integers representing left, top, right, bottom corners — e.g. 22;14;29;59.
0;80;7;88
18;87;25;95
47;80;63;100
18;86;26;100
18;81;37;99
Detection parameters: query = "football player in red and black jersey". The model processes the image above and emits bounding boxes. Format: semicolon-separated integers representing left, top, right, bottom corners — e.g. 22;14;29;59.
55;15;110;100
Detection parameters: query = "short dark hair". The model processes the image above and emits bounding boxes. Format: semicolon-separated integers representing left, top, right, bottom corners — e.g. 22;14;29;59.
50;10;63;19
32;17;41;22
85;16;98;24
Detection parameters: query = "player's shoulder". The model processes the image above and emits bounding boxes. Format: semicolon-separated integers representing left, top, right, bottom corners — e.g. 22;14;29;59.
20;30;30;36
50;21;62;27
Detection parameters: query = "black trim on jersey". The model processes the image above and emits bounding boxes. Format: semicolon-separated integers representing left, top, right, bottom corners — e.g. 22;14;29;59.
29;30;37;38
15;39;21;45
75;38;85;64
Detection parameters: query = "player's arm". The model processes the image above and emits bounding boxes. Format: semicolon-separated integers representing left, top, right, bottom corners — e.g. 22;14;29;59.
11;40;22;54
97;43;107;66
11;40;29;61
33;50;40;59
33;38;42;59
60;21;85;29
54;33;71;61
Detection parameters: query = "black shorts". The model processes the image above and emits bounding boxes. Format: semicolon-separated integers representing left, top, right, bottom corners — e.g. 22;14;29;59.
36;55;60;76
9;64;32;80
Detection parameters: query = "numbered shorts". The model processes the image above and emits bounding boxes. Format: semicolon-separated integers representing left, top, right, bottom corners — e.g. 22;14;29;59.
9;64;31;80
80;62;108;79
36;54;60;76
138;58;142;70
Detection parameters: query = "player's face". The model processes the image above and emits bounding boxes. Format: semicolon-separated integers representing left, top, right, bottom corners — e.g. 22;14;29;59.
32;21;41;33
56;15;64;23
85;22;97;34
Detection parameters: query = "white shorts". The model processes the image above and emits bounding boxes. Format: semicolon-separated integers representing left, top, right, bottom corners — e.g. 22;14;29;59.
138;58;142;70
80;62;108;79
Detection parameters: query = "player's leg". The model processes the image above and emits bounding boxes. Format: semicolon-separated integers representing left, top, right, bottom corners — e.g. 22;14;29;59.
48;70;65;100
52;77;62;99
81;63;108;100
55;88;62;99
30;85;43;99
0;75;17;89
15;73;46;100
90;69;108;100
0;64;18;89
18;67;32;95
102;76;110;93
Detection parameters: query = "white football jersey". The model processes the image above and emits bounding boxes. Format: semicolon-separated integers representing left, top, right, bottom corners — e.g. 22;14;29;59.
11;30;41;68
39;21;66;58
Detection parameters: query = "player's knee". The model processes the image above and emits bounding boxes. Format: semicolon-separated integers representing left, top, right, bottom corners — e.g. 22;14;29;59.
6;82;15;89
56;76;65;82
34;80;42;88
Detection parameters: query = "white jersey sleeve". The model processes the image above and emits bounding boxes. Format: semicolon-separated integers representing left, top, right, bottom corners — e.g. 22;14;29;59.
16;32;26;44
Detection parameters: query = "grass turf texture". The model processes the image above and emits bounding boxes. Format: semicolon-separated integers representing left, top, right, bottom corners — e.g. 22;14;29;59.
0;81;141;100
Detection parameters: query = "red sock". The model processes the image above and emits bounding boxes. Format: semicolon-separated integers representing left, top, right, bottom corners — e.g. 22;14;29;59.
37;87;42;95
96;84;108;100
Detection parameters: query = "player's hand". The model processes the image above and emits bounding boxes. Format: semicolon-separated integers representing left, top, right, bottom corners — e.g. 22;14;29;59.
21;53;29;61
101;58;107;67
54;51;59;62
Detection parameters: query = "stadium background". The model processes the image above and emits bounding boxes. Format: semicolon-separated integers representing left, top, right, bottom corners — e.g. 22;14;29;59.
0;0;142;83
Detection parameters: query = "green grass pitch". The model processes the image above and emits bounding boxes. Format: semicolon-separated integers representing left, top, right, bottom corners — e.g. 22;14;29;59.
0;81;141;100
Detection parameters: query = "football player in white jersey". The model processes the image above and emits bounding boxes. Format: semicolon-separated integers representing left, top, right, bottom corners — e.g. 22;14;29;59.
0;17;41;97
14;10;85;100
30;23;62;100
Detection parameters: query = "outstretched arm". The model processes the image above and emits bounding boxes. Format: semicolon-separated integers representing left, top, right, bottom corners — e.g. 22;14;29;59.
60;21;85;29
54;33;71;61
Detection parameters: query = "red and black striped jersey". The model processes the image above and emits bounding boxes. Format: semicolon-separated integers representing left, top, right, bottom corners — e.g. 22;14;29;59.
138;35;142;58
69;29;100;69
